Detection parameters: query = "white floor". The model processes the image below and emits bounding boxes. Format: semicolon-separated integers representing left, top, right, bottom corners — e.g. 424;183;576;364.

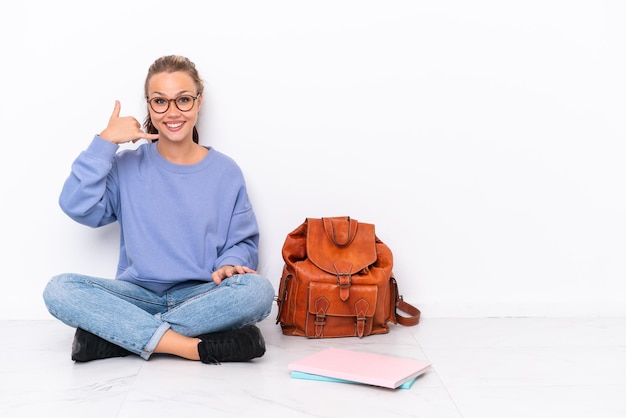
1;311;625;418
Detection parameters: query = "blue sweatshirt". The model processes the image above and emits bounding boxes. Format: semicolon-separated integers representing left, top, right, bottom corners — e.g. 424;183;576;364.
59;135;260;295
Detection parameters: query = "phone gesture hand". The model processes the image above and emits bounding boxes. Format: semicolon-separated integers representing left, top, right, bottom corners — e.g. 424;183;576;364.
99;100;159;144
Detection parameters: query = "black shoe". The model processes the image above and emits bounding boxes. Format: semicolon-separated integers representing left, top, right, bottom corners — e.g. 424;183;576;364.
197;325;266;364
71;328;133;362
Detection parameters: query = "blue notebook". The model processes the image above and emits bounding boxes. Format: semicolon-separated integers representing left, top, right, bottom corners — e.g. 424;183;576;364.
290;370;419;389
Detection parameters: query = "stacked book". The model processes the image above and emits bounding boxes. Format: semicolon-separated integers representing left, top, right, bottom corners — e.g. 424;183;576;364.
288;347;432;389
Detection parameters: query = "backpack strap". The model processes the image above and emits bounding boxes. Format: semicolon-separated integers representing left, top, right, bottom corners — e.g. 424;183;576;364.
390;277;421;326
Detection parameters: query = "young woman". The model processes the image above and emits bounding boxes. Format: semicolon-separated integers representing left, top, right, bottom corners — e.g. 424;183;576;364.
43;55;275;364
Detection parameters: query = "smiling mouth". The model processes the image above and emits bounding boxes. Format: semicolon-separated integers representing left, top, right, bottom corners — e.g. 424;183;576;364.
165;122;183;128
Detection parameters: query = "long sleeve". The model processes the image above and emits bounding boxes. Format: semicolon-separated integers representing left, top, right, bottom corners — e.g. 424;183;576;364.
214;184;260;270
58;136;120;228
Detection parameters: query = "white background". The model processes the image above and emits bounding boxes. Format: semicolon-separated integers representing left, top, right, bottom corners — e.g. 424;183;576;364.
1;0;625;320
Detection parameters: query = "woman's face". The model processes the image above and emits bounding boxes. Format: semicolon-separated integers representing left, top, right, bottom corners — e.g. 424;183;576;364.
147;71;202;144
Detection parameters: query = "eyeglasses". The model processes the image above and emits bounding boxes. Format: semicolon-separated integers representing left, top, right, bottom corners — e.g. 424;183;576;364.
147;94;200;113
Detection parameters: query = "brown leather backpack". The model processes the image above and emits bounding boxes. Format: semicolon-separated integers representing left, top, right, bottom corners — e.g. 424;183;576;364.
276;216;421;338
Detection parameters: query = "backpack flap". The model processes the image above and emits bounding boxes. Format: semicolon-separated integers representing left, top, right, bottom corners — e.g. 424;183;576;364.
306;216;377;277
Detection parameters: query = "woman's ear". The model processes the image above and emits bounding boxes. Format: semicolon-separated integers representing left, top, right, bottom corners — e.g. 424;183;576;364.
196;94;204;111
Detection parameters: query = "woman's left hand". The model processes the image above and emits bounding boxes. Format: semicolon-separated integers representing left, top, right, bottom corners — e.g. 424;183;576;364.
211;265;257;284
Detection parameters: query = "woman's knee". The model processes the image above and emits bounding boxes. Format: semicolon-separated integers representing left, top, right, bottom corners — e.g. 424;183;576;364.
229;274;274;311
42;273;89;308
43;273;69;301
251;275;275;315
42;274;71;317
247;274;275;303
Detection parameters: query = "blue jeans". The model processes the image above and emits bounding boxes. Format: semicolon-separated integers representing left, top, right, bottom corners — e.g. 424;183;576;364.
43;273;275;360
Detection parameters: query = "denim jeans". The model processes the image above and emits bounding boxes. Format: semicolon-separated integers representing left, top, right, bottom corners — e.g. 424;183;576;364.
43;273;275;360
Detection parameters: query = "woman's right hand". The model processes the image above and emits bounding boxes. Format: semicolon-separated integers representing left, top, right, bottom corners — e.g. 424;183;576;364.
99;100;160;144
